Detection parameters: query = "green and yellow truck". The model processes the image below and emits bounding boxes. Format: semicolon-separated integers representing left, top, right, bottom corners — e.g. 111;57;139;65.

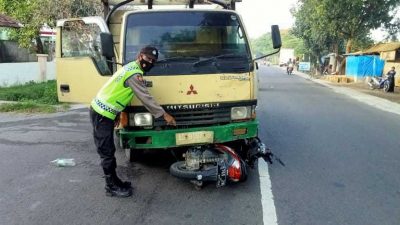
56;0;281;186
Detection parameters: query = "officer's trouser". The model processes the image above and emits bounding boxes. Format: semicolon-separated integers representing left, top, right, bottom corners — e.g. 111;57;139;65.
89;108;117;176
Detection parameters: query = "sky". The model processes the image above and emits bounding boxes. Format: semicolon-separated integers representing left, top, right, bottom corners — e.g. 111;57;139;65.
135;0;397;42
134;0;297;39
235;0;297;39
235;0;398;42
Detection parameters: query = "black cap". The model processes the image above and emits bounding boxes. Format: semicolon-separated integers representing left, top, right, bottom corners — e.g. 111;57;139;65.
140;46;158;60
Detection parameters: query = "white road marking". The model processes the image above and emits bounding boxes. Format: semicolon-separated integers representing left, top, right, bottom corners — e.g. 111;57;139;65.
259;160;278;225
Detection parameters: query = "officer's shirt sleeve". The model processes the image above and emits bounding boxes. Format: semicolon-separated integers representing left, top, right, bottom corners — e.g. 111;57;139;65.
124;74;165;118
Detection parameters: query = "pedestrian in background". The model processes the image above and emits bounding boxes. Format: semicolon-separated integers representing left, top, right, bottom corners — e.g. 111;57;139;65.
386;66;396;92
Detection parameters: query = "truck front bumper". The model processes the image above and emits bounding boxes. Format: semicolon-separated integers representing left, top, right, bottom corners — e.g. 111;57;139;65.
119;120;258;149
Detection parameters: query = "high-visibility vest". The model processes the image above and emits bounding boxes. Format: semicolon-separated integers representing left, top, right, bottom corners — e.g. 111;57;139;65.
91;61;143;120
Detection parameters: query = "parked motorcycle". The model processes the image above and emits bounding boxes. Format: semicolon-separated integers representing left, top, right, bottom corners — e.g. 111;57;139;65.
368;75;393;92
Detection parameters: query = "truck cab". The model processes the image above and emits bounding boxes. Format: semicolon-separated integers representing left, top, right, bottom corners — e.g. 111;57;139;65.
56;0;281;161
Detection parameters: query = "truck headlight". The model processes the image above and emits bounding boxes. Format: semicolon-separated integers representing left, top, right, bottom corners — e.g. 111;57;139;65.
129;113;153;126
231;106;251;120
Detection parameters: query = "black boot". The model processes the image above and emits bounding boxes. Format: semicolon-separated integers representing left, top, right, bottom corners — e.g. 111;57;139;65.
110;172;132;188
104;175;133;197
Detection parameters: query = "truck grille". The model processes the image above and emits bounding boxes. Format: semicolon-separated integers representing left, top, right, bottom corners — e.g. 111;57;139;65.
125;100;257;128
154;108;231;126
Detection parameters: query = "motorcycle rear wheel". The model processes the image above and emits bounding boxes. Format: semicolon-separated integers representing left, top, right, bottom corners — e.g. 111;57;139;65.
383;81;390;92
170;161;216;180
170;161;197;179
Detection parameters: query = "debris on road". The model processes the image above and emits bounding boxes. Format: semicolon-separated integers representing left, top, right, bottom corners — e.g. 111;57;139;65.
50;158;76;167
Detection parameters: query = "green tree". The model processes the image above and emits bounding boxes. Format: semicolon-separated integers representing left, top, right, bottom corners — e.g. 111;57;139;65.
0;0;103;53
291;0;343;65
292;0;400;55
0;0;46;52
250;33;273;58
323;0;399;53
251;29;306;58
281;29;307;57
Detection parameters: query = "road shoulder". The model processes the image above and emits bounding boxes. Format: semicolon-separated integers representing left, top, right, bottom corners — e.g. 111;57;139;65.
284;67;400;116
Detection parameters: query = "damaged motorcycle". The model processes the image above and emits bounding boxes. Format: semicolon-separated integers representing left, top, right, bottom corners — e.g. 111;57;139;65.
169;138;283;189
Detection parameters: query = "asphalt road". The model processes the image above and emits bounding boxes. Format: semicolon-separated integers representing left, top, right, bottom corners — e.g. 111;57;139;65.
1;66;400;225
0;109;263;224
258;66;400;225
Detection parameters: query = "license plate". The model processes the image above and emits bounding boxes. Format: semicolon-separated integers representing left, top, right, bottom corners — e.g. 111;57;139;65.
175;131;214;146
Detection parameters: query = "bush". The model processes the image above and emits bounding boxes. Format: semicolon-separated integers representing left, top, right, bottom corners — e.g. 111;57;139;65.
0;80;58;104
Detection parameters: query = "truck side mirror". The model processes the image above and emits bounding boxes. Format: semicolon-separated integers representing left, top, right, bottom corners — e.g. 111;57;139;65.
100;32;115;58
271;25;282;49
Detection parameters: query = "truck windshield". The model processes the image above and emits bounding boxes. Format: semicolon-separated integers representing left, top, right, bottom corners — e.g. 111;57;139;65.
124;11;252;75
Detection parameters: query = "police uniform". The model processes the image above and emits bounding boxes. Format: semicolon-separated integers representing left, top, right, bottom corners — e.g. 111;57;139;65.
89;47;164;196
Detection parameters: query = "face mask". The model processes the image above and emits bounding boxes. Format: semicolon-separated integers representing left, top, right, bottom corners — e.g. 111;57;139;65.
139;58;154;72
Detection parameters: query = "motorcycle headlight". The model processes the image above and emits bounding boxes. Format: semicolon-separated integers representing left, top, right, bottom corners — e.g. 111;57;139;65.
231;106;251;120
129;113;153;126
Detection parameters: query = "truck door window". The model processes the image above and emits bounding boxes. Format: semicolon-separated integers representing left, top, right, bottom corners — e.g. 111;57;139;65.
61;20;110;74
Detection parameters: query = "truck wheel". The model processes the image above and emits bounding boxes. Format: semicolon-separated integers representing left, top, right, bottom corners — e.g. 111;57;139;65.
125;148;143;162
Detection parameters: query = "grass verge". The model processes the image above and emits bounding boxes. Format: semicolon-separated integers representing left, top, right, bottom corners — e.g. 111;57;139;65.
0;80;70;113
0;102;57;113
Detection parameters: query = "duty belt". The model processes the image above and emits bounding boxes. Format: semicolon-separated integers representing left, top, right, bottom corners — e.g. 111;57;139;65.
94;98;119;115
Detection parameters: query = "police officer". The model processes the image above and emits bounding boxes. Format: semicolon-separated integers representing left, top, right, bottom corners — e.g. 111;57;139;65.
90;46;176;197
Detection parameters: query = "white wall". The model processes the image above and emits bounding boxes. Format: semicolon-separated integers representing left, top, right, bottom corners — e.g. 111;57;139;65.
0;62;55;87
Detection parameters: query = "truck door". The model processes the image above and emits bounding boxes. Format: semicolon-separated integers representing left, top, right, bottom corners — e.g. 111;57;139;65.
56;17;112;104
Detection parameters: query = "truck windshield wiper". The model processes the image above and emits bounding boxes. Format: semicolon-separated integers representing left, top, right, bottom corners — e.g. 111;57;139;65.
157;56;199;63
192;53;247;67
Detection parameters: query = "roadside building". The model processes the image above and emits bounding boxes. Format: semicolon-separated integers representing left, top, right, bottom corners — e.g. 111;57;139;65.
345;42;400;86
38;24;56;60
0;14;55;86
0;13;27;62
370;42;400;86
345;55;385;79
0;13;39;62
1;14;56;62
0;13;20;29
